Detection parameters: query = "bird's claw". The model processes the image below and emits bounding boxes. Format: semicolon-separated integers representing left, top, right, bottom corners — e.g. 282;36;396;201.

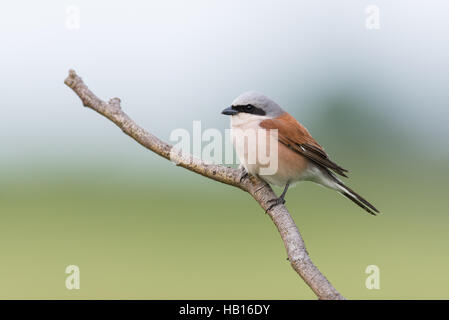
266;197;286;213
239;167;249;183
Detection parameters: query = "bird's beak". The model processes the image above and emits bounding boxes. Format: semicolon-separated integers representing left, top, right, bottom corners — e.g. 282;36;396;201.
221;106;238;116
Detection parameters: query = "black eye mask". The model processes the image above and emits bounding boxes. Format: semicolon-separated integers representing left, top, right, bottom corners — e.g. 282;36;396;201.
232;104;266;116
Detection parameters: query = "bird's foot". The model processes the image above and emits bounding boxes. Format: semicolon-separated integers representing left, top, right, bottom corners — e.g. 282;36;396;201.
266;197;286;213
238;166;250;183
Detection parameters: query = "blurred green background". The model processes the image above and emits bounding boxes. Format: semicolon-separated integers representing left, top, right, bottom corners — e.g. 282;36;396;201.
1;0;449;299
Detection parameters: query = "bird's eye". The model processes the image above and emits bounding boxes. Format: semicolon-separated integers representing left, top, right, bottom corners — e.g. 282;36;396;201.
244;104;254;112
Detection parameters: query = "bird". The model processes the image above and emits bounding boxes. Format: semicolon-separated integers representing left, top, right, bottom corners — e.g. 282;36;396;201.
221;91;379;215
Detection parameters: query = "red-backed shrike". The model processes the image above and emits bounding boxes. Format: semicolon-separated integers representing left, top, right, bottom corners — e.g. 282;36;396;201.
222;91;379;215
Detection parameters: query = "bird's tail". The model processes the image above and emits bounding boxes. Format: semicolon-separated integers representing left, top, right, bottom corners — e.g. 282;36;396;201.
335;181;379;216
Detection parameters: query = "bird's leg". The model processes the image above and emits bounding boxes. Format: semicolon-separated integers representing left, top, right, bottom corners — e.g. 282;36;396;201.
279;182;290;200
238;164;250;183
266;182;290;212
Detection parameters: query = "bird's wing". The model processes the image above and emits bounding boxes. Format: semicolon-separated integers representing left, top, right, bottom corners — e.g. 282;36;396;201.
259;113;349;177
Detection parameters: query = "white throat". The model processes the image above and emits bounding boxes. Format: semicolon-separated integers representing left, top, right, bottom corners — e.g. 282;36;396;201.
230;113;269;128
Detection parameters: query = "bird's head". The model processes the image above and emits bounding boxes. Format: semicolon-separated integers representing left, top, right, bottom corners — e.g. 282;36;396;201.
221;91;284;120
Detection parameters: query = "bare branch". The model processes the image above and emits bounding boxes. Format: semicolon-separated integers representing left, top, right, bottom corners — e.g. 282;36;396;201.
64;69;345;300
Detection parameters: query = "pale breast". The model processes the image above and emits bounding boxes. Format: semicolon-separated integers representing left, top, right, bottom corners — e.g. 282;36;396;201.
230;117;310;187
230;118;263;176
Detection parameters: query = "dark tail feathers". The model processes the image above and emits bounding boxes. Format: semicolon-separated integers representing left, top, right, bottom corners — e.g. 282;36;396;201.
337;182;380;216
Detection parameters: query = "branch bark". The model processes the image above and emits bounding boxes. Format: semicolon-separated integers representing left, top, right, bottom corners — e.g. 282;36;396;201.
64;69;345;300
